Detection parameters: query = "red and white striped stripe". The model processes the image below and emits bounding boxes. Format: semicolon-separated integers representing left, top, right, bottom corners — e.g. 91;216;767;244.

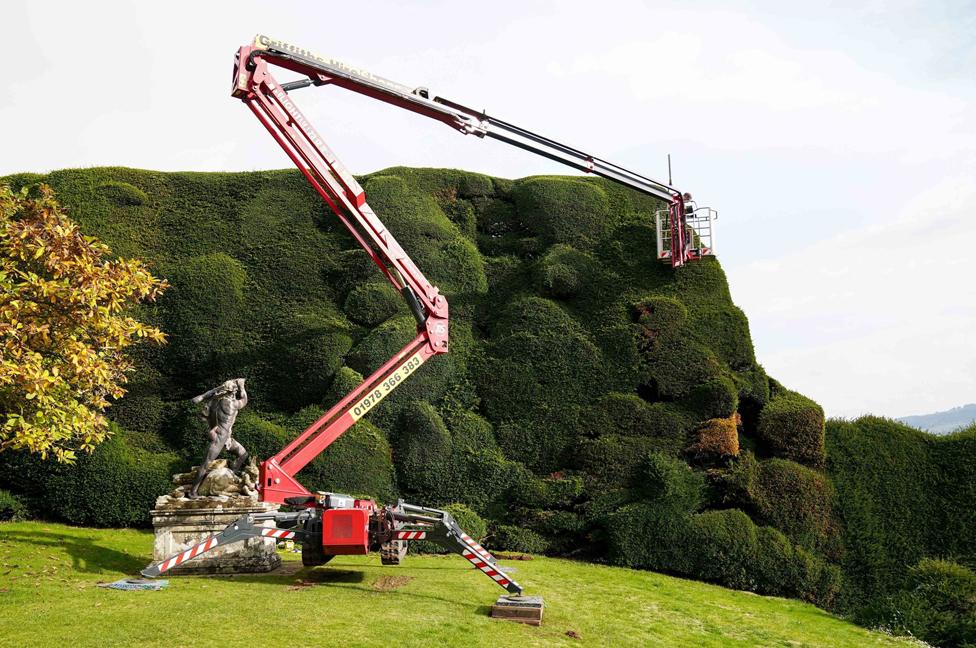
459;532;496;564
461;548;513;589
261;528;296;540
159;536;219;573
396;530;427;540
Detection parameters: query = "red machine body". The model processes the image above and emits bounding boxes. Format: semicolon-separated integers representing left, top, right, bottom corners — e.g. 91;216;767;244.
322;507;371;555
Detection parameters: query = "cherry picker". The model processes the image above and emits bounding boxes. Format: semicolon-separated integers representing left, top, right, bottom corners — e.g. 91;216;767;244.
143;35;716;598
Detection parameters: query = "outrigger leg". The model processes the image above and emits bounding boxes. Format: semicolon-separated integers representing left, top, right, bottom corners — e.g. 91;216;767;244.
141;511;306;578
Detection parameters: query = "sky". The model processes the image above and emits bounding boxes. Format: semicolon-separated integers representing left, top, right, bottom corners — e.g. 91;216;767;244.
2;0;974;418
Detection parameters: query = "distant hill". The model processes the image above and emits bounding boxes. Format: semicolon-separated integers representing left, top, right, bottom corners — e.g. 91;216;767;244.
898;404;976;435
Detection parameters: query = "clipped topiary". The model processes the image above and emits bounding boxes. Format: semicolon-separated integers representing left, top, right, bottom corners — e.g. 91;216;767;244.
162;252;250;384
533;244;599;300
284;406;396;502
413;503;487;554
683;375;739;420
43;426;181;527
687;306;756;369
230;411;290;462
511;472;585;510
346;316;460;430
632;295;688;333
314;419;396;502
443;407;497;452
512;177;611;248
324;366;365;406
604;501;692;570
752;458;836;553
827;416;943;609
638;333;724;401
897;558;976;648
715;450;760;508
637;452;706;512
108;394;169;438
576;435;683;488
343;282;404;326
395;400;452;502
259;304;354;410
493;405;586;474
537;262;579;299
686;415;739;463
581;392;690;441
757;389;825;468
97;180;148;206
490;524;551;554
688;508;759;590
479;297;607;471
362;174;487;295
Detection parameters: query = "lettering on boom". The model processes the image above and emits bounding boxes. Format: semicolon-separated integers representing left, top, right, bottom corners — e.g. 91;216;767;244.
349;351;426;422
268;84;327;152
254;34;417;97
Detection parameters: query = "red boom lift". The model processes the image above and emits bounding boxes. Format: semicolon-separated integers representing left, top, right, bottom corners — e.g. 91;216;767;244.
143;35;716;597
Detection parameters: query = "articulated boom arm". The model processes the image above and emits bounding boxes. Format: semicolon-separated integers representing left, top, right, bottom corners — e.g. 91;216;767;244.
234;40;449;504
234;35;699;503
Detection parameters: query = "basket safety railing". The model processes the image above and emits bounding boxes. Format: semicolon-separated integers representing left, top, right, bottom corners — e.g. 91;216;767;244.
656;206;717;263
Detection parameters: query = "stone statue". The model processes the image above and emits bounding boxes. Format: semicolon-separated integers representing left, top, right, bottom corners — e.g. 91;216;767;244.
188;378;249;499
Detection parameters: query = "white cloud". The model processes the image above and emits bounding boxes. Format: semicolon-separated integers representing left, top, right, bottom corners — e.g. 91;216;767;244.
732;170;976;416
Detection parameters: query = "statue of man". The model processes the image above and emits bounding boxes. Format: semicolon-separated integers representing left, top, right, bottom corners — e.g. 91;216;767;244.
187;378;249;499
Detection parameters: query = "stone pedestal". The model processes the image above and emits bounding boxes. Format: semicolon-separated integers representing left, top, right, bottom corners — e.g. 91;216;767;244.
150;497;281;575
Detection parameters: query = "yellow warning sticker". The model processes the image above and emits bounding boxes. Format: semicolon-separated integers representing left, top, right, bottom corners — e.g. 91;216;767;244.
349;351;426;422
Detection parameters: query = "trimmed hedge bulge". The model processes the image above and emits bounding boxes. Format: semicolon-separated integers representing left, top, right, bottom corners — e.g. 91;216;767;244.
1;167;970;647
757;388;825;467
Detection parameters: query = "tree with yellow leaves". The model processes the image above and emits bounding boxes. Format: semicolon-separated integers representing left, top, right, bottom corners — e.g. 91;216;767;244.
0;184;168;462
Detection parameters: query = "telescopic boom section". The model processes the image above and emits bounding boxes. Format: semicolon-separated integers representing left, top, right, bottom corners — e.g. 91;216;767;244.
232;35;696;503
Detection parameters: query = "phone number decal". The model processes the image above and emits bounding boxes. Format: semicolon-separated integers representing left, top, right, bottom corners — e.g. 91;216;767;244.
349;351;426;422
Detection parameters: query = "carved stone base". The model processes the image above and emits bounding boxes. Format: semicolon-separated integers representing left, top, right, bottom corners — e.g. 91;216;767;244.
150;499;281;575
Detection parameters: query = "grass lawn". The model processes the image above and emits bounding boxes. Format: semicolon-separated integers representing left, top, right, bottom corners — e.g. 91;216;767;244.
0;521;920;647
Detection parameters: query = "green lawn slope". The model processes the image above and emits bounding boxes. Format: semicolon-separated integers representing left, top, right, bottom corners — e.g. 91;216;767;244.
0;521;920;648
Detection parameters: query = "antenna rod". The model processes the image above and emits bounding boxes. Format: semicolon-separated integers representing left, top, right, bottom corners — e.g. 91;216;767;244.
668;153;672;185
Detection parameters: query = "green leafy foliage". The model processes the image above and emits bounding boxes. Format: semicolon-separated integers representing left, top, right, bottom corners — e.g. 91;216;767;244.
511;177;611;248
343;282;404;326
751;458;837;554
0;489;27;521
896;559;976;648
604;453;842;605
285;406;397;503
346;316;461;430
827;416;976;641
533;244;599;299
0;184;167;461
489;524;551;554
412;502;486;554
161;252;248;386
4;425;181;527
97;181;148;206
758;388;825;467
